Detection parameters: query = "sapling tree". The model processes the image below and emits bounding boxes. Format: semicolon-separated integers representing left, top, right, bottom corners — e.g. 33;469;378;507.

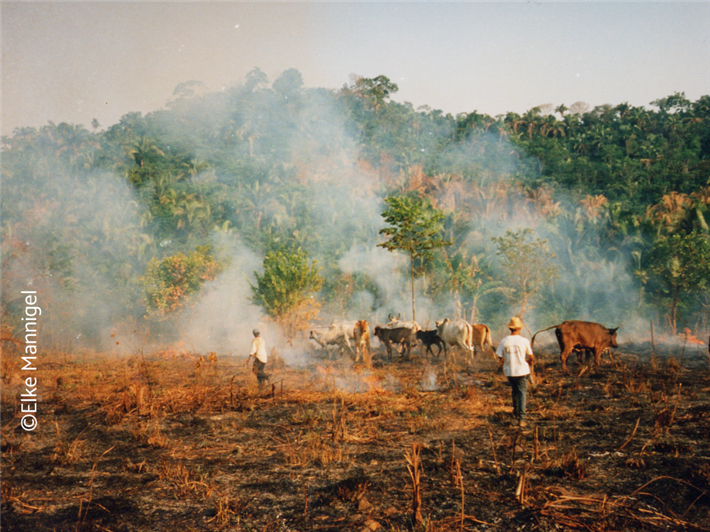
250;247;324;340
641;231;710;335
492;229;559;319
142;245;222;316
378;195;452;321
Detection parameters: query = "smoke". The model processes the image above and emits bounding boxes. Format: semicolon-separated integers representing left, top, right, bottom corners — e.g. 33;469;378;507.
419;131;647;342
2;167;151;351
177;236;268;357
1;72;667;362
419;365;439;391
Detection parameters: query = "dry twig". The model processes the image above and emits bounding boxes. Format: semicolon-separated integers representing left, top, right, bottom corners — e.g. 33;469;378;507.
404;442;423;527
617;417;641;452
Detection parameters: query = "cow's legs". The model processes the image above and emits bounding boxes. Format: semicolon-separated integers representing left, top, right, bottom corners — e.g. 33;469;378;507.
592;347;604;370
459;341;474;367
560;345;575;374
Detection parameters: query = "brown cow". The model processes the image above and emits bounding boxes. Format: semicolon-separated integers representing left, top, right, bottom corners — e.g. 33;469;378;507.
575;346;614;368
532;320;619;374
353;320;372;367
374;326;412;360
470;323;496;360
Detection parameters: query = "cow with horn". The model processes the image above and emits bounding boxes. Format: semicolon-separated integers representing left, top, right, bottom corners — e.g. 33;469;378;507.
531;320;619;374
377;313;420;358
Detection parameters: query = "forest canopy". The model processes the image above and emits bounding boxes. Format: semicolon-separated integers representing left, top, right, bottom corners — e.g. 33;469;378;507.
2;69;709;351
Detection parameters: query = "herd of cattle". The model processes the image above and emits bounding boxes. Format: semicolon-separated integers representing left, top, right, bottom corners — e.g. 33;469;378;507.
308;315;620;374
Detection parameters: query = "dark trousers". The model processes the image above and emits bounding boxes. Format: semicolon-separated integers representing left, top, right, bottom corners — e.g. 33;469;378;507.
507;376;528;420
253;359;268;386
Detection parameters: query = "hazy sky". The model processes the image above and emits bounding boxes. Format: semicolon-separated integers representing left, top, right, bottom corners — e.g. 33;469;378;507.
2;1;709;136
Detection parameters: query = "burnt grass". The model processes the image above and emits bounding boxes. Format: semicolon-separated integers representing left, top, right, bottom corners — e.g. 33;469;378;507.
2;342;710;532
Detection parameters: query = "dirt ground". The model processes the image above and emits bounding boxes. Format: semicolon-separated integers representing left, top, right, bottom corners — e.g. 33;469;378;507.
2;340;710;532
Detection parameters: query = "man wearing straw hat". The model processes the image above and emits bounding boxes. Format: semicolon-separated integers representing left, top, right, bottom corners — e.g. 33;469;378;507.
496;316;534;427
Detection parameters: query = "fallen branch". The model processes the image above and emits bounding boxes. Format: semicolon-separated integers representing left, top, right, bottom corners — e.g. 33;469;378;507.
538;477;710;532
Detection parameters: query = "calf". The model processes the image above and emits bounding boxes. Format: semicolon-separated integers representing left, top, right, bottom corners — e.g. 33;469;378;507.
416;329;446;359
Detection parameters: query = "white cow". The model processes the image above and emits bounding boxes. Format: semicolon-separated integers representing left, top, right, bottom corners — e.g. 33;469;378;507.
384;314;421;334
435;318;474;364
330;321;358;343
309;326;353;358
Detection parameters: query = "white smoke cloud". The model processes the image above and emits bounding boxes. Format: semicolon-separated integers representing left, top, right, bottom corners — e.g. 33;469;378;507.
177;238;266;357
2;168;151;351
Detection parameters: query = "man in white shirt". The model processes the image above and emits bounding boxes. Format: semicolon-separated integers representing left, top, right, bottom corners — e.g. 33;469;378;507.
249;329;268;387
496;316;534;427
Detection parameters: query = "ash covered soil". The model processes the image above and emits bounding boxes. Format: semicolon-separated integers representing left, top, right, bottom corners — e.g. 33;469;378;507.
2;343;710;532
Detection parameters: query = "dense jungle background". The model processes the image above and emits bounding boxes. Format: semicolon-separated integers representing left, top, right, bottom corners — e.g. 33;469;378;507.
3;69;710;532
2;69;710;351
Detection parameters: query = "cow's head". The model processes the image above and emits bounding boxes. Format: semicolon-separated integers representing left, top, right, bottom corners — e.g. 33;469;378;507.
308;330;317;340
435;318;449;332
373;326;382;338
608;327;619;348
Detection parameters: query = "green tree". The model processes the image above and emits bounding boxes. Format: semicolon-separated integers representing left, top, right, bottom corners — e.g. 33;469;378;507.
378;195;452;321
273;68;304;98
142;245;221;316
250;247;324;340
642;231;710;335
492;229;559;319
350;75;399;113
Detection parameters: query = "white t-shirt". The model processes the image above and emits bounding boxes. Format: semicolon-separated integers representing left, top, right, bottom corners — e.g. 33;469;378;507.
496;334;532;377
250;336;267;363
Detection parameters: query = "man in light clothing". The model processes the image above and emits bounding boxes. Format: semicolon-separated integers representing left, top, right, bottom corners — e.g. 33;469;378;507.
496;316;534;427
249;329;268;387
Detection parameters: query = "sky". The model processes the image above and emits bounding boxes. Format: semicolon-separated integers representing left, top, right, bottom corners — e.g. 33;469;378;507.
2;1;710;137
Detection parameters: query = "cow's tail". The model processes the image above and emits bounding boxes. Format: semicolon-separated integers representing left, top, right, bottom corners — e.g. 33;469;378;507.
531;324;562;348
465;322;474;351
483;325;496;353
484;326;498;359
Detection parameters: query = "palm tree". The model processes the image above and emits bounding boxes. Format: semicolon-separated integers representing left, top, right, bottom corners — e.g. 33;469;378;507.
504;112;524;136
236;122;260;158
579;194;609;224
522;107;542;140
690;186;710;233
647;191;691;234
128;136;164;168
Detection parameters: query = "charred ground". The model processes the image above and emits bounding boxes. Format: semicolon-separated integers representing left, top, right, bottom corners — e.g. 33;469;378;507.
2;342;710;532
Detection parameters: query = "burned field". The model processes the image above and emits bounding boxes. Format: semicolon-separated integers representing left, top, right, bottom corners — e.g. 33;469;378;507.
2;343;710;532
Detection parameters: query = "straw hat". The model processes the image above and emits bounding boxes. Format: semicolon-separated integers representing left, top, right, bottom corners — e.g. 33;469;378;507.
507;316;523;330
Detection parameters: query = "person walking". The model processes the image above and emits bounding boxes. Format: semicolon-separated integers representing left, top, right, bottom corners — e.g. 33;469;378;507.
248;329;268;387
496;316;534;427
